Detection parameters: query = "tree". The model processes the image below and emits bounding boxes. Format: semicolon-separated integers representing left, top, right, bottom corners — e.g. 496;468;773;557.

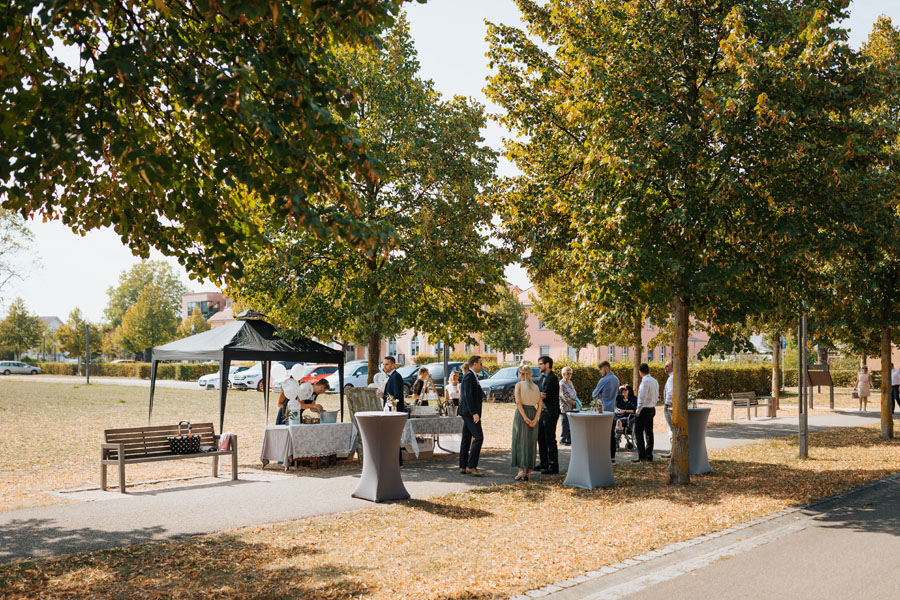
0;298;42;359
104;261;189;329
55;308;102;367
2;0;411;282
230;16;504;381
117;285;181;359
0;210;37;301
481;287;530;360
531;279;599;359
486;0;872;483
176;306;212;339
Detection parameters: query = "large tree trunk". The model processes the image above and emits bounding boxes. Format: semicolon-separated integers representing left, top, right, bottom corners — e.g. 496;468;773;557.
881;327;894;440
770;331;780;416
367;331;380;385
817;345;829;366
668;295;691;485
632;315;642;389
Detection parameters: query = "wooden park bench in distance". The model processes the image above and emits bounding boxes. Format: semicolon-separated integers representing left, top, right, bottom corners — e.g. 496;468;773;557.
730;391;775;420
100;422;237;493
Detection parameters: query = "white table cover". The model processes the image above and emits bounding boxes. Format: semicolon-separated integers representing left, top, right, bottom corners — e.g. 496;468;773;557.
401;416;463;458
260;423;355;467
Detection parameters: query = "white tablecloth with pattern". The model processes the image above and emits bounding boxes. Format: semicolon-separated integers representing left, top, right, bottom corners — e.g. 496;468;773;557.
402;416;463;457
260;423;355;468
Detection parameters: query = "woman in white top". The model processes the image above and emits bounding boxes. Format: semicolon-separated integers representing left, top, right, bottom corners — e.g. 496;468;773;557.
511;365;542;481
857;366;873;412
444;370;461;413
559;366;578;445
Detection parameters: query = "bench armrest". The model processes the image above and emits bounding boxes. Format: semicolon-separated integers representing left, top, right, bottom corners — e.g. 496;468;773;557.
101;442;124;459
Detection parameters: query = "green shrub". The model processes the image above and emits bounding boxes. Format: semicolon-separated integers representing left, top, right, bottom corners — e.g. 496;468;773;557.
413;354;438;365
39;362;78;375
38;361;218;380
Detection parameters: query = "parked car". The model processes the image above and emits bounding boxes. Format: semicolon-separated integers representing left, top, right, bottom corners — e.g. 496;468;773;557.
197;366;249;390
324;363;369;390
110;359;135;364
300;365;338;386
231;361;302;391
0;361;41;375
479;365;541;403
402;361;490;395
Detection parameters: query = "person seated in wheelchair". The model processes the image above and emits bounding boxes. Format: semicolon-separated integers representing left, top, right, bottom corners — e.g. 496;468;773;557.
615;384;637;432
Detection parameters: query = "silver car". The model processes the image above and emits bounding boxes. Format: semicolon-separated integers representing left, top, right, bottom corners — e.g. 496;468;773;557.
0;361;41;375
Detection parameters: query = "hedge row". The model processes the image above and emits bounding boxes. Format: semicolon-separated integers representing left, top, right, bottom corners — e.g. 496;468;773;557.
38;362;219;381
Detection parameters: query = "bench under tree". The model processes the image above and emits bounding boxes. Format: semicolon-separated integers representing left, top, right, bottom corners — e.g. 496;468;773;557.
101;422;237;493
730;391;775;420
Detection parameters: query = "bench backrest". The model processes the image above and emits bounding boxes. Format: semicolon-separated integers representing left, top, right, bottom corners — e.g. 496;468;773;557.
731;392;757;402
104;423;217;459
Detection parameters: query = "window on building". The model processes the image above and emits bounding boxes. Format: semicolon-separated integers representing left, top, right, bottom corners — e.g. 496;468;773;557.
538;320;547;330
484;345;494;355
410;337;420;357
514;353;524;363
465;343;473;354
187;300;218;320
646;318;653;330
568;346;577;361
648;348;654;361
539;345;551;357
660;346;666;360
622;347;629;360
387;338;397;357
434;341;444;356
608;345;616;360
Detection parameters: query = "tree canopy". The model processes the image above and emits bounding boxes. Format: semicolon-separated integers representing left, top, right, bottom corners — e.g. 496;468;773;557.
55;308;102;364
2;0;418;281
177;306;212;339
480;287;530;358
0;210;37;301
229;15;503;380
0;298;42;359
104;260;188;329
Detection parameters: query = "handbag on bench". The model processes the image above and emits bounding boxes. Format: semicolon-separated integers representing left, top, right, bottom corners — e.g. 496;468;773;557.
167;420;202;454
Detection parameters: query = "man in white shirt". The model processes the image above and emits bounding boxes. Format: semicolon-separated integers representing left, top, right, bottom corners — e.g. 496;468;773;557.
891;363;900;413
633;363;659;462
661;360;674;459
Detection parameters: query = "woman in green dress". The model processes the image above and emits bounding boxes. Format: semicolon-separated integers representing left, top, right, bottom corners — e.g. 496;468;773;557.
511;365;542;481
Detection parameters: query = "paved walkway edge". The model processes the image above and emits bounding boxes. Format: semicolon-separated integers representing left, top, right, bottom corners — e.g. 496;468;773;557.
516;471;900;599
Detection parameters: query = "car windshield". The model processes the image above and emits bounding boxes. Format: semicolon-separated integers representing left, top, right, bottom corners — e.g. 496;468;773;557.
397;365;419;377
491;367;520;379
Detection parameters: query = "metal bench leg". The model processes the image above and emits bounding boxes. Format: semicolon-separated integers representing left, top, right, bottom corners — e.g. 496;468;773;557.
118;454;126;493
747;403;751;420
100;461;107;491
731;404;735;420
212;455;219;478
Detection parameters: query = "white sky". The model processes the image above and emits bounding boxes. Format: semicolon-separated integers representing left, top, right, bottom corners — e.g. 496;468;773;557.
6;0;896;321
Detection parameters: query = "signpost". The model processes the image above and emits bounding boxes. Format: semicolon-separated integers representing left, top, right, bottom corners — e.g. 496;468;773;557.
807;365;834;410
798;317;808;459
85;323;91;385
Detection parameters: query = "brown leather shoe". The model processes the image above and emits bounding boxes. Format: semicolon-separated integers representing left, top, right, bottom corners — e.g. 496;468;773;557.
460;468;467;475
465;468;485;477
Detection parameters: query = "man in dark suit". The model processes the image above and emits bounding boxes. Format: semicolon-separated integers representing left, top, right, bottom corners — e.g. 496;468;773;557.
536;355;560;474
381;356;406;411
458;355;486;476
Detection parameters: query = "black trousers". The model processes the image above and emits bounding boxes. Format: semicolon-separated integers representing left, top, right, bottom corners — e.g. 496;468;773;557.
634;407;655;460
459;415;484;469
893;385;900;411
610;416;617;459
538;409;560;469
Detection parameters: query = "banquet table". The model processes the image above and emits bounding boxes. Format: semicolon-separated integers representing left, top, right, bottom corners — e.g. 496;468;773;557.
402;416;463;457
260;423;355;469
352;411;410;503
564;412;615;490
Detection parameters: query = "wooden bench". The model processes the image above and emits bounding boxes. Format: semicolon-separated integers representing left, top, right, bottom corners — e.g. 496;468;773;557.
101;423;237;493
730;392;775;420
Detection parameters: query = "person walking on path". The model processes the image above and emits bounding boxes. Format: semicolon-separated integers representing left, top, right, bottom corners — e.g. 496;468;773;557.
536;356;561;474
633;363;659;462
559;366;578;445
512;365;543;481
661;360;674;459
591;361;620;463
856;365;873;412
891;363;900;413
459;355;486;476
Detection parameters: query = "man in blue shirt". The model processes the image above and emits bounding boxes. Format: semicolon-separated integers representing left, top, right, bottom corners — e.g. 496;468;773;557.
592;361;620;463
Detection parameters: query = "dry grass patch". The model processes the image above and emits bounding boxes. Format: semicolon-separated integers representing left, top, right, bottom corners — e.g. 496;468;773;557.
2;426;898;599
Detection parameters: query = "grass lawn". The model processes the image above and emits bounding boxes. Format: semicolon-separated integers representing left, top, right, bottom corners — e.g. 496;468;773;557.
1;425;898;599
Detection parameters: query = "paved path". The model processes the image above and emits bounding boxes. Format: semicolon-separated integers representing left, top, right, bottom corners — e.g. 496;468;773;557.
534;470;900;600
5;375;198;389
0;411;882;564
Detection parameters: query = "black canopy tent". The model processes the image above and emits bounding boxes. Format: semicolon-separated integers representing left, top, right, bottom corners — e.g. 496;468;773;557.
149;316;345;432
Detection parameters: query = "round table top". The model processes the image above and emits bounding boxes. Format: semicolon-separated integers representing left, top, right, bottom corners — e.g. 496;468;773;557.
687;407;712;413
355;411;408;418
567;411;613;420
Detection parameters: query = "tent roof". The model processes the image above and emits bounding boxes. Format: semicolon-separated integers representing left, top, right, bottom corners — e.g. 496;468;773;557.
151;318;344;363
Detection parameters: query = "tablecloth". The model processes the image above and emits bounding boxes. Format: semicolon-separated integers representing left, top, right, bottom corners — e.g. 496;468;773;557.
260;423;356;467
401;416;463;458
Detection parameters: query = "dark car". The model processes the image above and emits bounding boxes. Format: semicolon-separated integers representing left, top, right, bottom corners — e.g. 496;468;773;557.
478;365;541;403
402;361;490;396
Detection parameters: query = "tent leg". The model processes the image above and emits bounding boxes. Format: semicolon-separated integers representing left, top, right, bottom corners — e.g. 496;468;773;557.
263;361;271;426
219;358;231;434
148;360;159;425
339;358;345;422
